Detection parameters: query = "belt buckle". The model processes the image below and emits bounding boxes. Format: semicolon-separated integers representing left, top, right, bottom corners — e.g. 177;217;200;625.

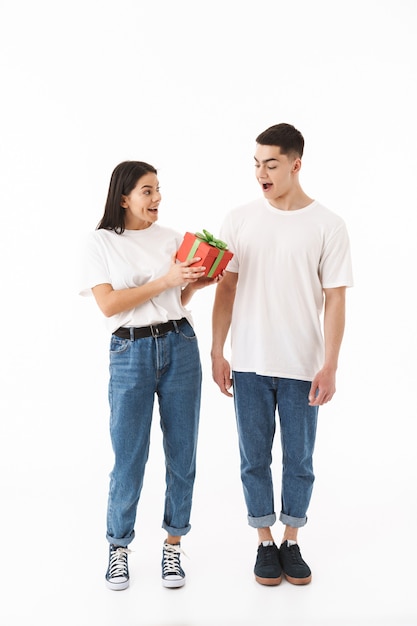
150;324;161;338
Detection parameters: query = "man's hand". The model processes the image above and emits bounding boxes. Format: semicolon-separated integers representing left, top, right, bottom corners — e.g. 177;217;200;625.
308;367;336;406
212;355;233;397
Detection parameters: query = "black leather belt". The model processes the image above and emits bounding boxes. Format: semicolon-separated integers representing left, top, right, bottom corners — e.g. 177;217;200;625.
113;317;187;340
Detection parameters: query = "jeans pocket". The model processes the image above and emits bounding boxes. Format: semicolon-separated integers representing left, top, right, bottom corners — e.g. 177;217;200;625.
178;321;197;340
110;335;130;353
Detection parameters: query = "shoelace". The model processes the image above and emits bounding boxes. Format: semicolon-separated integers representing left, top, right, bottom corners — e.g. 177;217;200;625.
286;543;304;564
162;543;187;576
108;546;131;578
259;544;277;566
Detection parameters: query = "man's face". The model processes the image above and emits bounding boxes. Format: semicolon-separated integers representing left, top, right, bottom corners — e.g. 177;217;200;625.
254;144;299;204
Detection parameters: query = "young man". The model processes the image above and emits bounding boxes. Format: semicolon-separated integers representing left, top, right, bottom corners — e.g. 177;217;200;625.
211;123;353;586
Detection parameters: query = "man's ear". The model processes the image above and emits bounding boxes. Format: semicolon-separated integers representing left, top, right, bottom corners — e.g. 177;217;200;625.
292;158;302;173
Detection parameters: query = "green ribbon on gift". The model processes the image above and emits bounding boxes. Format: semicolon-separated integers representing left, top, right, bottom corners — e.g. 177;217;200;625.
186;229;229;277
194;229;228;250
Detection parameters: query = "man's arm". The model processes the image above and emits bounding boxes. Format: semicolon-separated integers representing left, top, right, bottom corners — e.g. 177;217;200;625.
309;286;346;406
211;271;238;397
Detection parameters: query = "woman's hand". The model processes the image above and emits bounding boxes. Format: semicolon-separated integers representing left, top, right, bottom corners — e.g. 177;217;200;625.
188;271;224;290
178;262;225;305
164;254;206;288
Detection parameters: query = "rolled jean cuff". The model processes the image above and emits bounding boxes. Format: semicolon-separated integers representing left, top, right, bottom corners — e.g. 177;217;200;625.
248;512;277;528
279;512;308;528
162;521;191;537
106;529;135;547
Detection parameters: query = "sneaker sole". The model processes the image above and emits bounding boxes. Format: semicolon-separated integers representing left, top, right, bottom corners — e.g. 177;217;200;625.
283;573;312;585
106;578;130;591
255;574;282;586
162;578;186;589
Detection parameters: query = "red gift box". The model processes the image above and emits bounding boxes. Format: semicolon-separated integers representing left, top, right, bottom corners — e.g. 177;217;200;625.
176;230;234;278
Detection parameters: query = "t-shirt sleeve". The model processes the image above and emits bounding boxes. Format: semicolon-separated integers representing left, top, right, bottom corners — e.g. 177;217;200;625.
78;232;111;296
319;222;354;288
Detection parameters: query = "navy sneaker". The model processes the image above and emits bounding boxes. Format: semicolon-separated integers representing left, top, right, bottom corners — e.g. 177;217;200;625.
105;544;131;590
162;543;186;588
254;542;282;586
279;541;312;585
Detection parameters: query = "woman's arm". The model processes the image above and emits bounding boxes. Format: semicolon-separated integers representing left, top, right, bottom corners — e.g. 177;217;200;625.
92;255;205;318
180;273;223;306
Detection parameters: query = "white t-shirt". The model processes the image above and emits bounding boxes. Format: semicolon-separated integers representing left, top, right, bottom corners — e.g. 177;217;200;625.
220;198;353;380
79;223;193;334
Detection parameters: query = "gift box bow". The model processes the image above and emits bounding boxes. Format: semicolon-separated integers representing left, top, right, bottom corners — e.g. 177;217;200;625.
194;229;228;250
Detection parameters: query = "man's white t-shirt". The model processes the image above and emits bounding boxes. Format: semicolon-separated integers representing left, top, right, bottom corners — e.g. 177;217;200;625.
220;199;353;381
79;223;193;334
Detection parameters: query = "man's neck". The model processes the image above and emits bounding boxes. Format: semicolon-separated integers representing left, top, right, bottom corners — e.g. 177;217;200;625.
268;189;313;212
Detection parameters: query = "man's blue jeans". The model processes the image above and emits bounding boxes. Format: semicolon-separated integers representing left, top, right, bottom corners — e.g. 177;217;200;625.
106;320;201;547
233;372;319;529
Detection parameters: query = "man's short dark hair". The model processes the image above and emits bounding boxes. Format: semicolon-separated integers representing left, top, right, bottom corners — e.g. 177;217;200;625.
256;123;304;158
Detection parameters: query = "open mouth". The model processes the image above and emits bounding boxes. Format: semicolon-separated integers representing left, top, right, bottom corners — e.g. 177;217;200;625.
262;183;272;191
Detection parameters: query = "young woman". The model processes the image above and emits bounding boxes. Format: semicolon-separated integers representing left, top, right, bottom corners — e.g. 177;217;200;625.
80;160;218;590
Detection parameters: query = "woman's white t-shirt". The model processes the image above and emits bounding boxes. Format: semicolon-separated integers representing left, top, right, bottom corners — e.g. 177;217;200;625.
220;199;353;381
79;223;193;334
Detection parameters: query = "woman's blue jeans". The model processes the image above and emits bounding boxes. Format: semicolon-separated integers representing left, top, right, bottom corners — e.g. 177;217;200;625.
106;320;201;547
233;372;318;529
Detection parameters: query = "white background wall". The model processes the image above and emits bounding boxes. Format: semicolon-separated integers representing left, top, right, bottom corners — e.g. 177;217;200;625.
1;1;416;624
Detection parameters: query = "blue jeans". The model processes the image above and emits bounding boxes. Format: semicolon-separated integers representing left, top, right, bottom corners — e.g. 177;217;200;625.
233;372;318;529
106;320;201;546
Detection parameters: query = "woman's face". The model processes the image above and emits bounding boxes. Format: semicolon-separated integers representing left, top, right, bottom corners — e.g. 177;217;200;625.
121;172;161;230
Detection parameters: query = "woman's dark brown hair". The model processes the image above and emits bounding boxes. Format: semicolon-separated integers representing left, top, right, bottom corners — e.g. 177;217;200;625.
97;161;157;234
